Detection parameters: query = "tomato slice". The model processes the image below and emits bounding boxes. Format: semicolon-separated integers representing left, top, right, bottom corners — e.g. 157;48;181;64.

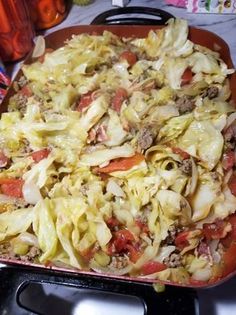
120;51;137;67
76;91;94;112
135;218;149;234
107;229;135;254
141;261;167;275
106;217;120;229
126;244;141;263
31;148;50;163
203;220;230;240
228;175;236;196
115;229;135;242
222;150;235;171
20;85;33;97
172;147;190;160
111;87;128;113
0;151;9;168
174;231;190;249
0;178;24;198
96;153;145;174
181;68;193;86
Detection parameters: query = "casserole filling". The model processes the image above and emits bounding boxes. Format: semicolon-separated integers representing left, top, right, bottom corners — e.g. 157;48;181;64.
0;19;235;285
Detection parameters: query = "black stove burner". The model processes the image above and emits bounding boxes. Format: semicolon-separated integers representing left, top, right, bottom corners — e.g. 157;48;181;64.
91;6;174;25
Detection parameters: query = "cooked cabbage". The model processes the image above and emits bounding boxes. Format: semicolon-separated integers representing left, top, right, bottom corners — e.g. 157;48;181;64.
0;18;235;286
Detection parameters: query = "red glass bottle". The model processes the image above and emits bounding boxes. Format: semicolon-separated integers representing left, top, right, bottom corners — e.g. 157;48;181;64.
0;0;35;62
28;0;68;30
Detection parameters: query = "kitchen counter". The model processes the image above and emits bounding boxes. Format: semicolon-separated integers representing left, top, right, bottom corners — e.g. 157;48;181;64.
46;0;236;66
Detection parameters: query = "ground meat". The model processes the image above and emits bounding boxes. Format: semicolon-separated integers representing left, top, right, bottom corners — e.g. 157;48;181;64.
109;255;129;269
18;76;28;88
163;226;186;246
138;126;156;150
179;159;192;175
164;253;182;268
0;243;41;262
202;86;219;99
176;96;195;114
16;94;28;111
0;243;11;255
224;124;236;150
20;246;41;262
19;138;31;154
165;225;178;245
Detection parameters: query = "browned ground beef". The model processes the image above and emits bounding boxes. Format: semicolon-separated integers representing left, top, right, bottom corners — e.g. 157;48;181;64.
164;253;182;268
176;96;195;114
202;86;219;99
179;159;192;175
138;126;156;150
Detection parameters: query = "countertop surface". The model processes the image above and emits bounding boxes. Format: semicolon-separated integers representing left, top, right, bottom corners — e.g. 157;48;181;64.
46;0;236;66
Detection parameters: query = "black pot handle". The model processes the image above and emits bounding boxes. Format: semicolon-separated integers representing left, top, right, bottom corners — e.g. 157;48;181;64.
0;266;197;315
91;7;175;25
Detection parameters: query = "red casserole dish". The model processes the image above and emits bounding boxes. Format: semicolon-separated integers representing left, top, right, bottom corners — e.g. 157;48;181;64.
1;24;236;289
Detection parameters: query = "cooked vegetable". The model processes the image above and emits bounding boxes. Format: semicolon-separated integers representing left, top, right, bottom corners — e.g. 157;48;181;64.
0;19;235;286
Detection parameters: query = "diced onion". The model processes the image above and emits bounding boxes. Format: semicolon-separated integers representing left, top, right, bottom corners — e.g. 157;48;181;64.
190;157;198;195
17;232;39;247
192;266;212;282
22;181;42;205
106;179;125;197
224;112;236;131
209;239;221;263
90;259;132;276
155;245;176;263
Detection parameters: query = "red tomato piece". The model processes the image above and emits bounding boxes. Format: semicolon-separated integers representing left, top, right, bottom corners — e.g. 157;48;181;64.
126;244;141;263
76;91;94;112
181;68;193;86
120;51;137;67
228;175;236;196
20;85;33;97
115;229;135;242
0;151;9;168
135;218;149;234
111;88;128;113
141;261;167;275
172;147;190;160
203;220;230;240
174;231;190;249
96;153;145;174
0;178;24;198
106;217;120;228
80;246;97;262
107;229;135;254
222;150;235;171
31;148;50;163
